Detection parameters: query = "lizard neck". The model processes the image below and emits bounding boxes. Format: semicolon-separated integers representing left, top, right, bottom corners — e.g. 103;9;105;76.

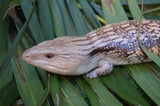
68;35;95;56
69;28;110;56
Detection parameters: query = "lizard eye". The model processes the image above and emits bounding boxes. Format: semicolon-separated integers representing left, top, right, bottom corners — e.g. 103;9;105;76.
45;53;54;59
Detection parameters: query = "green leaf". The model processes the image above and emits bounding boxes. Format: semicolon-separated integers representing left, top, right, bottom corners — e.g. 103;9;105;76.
0;80;19;106
127;0;144;19
78;0;101;29
0;17;13;90
84;77;122;106
90;1;105;19
101;67;149;106
0;0;11;23
101;0;128;24
127;64;160;105
75;77;100;106
20;0;45;43
66;0;90;36
0;16;9;65
10;0;20;6
57;0;77;36
0;2;35;77
60;77;88;106
50;75;61;106
48;0;65;37
38;0;54;40
121;0;160;5
0;63;13;90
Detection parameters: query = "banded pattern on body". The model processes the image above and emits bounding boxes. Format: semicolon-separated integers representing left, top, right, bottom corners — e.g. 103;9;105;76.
71;20;160;64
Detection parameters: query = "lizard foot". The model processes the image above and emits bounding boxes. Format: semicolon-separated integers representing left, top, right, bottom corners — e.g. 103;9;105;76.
86;60;113;79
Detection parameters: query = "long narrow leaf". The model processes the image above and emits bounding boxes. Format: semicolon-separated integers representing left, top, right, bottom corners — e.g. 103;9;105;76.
101;67;149;106
127;64;160;105
20;0;45;43
75;78;100;106
78;0;101;29
84;77;122;105
0;0;11;23
127;0;144;19
0;80;19;106
57;0;77;36
50;74;61;106
90;1;105;19
38;0;54;40
0;2;35;77
48;0;65;37
0;17;13;90
66;0;90;36
60;77;88;106
101;0;128;24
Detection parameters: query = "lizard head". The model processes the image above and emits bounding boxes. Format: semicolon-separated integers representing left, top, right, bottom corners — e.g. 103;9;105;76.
23;36;93;75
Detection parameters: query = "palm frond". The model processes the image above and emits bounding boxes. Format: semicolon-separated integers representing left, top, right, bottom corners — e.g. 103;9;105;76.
0;0;160;105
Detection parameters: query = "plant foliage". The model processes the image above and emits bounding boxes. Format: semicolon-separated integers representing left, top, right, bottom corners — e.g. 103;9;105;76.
0;0;160;105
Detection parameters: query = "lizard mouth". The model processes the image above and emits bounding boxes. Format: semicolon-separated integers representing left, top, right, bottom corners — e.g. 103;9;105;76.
23;58;71;75
23;52;74;75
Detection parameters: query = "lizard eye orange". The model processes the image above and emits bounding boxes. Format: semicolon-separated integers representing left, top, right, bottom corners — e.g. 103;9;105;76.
45;53;54;59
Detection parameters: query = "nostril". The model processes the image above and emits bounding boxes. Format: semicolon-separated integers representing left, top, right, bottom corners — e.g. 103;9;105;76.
22;52;30;61
26;55;29;58
22;49;33;62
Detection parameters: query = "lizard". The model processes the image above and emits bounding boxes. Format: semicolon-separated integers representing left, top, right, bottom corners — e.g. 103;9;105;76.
23;19;160;79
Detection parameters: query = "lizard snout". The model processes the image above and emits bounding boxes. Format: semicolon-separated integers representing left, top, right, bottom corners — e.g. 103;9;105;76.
22;50;31;62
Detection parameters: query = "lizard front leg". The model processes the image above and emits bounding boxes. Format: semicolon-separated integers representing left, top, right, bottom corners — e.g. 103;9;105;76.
86;60;113;79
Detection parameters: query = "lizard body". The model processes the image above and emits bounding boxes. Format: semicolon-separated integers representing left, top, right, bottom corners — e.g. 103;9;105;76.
23;20;160;78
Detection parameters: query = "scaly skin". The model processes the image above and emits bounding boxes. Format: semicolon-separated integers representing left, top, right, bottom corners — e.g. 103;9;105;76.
23;20;160;78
